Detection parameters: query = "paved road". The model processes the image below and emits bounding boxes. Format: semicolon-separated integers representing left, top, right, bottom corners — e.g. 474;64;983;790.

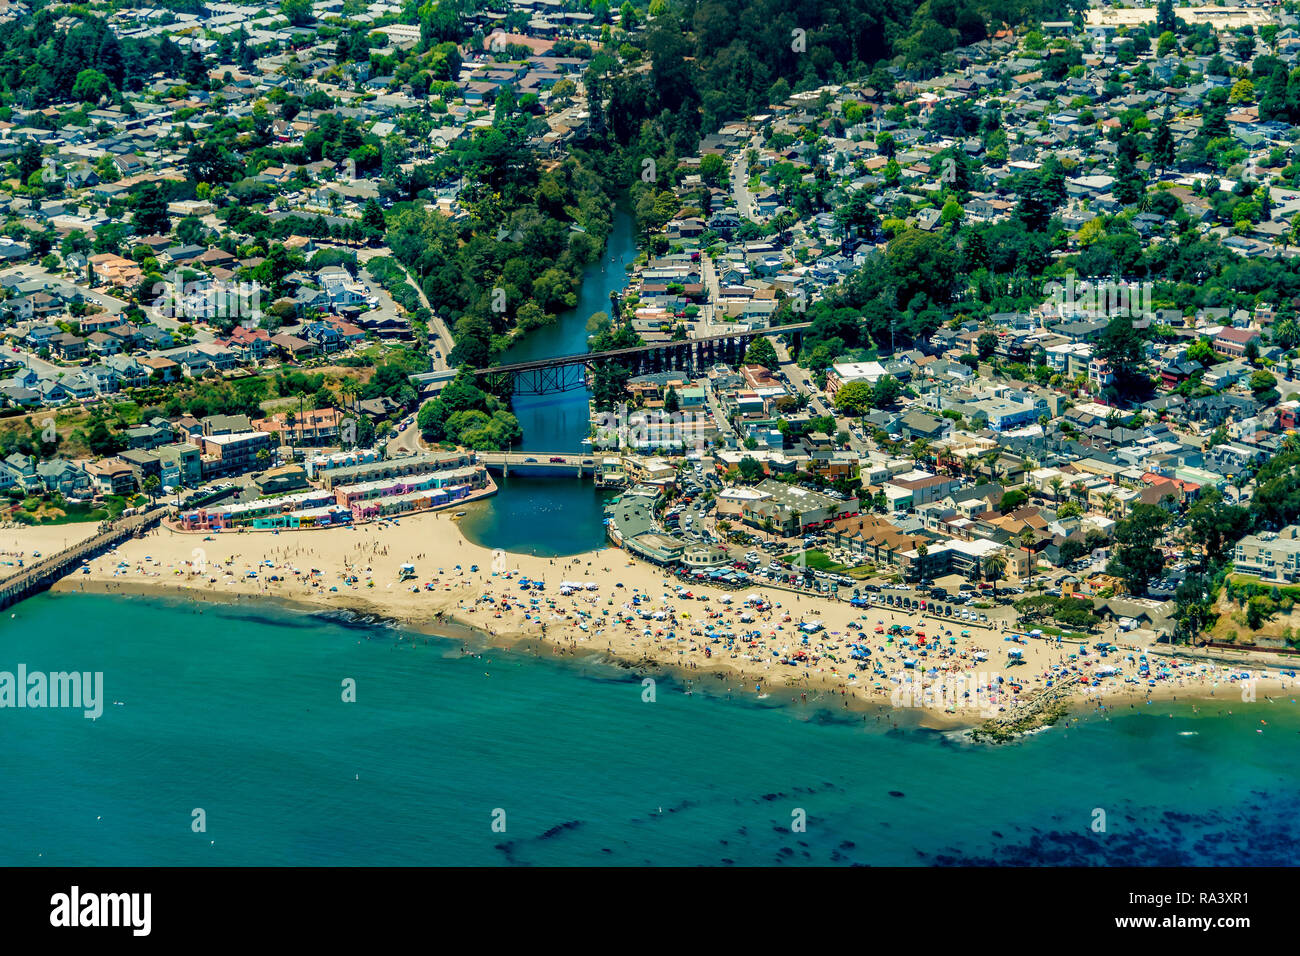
387;413;424;457
702;379;736;447
394;265;454;369
772;337;869;451
349;245;455;372
730;134;761;221
2;337;62;378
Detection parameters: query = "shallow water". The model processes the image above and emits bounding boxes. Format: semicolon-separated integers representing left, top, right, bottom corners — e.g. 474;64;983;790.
457;473;614;557
2;593;1297;866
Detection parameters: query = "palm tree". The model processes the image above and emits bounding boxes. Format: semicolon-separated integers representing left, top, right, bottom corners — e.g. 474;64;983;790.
1049;475;1065;501
285;411;297;461
983;552;1007;601
916;541;928;585
1099;490;1116;518
339;378;360;412
142;473;160;506
1275;315;1300;351
1071;481;1087;506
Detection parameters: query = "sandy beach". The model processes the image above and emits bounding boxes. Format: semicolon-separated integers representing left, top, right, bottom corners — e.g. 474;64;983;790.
0;523;101;563
21;508;1294;730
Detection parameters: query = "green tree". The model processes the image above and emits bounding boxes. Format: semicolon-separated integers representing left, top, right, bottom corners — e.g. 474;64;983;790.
1185;487;1250;569
361;198;386;239
72;69;112;104
834;380;875;415
999;489;1028;512
1173;574;1214;643
1095;314;1150;400
1157;0;1176;33
1107;503;1169;595
1274;316;1300;349
872;375;902;408
982;552;1007;600
133;185;171;236
743;336;778;369
281;0;313;25
699;152;726;187
1187;337;1217;366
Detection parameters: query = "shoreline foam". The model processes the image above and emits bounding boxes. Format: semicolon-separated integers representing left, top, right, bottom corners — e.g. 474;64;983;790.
42;509;1300;732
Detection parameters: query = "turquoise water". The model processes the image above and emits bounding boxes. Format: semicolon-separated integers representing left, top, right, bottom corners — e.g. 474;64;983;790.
2;592;1298;866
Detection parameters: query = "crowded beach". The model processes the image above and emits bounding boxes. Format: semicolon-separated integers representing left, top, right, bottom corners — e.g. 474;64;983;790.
33;507;1298;727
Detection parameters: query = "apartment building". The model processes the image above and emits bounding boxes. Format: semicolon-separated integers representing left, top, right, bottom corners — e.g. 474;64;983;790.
198;430;277;478
1233;526;1300;583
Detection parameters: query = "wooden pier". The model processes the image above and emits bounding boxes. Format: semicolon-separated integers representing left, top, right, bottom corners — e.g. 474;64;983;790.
0;506;169;611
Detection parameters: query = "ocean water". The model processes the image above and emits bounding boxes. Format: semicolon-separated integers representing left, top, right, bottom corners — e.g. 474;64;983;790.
1;592;1298;866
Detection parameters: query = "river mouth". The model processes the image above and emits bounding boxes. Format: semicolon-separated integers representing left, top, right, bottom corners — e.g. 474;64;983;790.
462;202;636;556
457;472;616;556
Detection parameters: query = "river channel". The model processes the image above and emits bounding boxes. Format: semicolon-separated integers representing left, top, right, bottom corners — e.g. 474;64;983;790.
458;202;637;555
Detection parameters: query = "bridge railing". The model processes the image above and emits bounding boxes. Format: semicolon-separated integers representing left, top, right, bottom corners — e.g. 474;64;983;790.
469;322;812;377
0;507;167;610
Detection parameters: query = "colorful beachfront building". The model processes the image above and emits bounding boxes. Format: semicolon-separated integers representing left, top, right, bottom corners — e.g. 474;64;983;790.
303;448;383;480
174;462;490;530
316;450;478;490
176;488;342;531
333;466;488;518
246;505;354;530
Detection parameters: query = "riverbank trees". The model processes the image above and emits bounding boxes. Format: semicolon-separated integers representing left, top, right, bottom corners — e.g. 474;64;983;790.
389;148;614;370
417;367;522;450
